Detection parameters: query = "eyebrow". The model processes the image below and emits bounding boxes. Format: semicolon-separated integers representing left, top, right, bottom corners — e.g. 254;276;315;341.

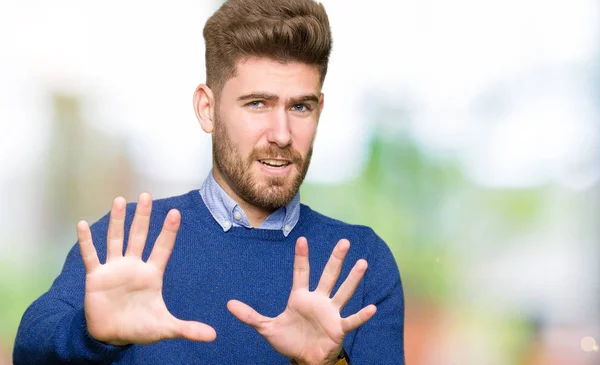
237;93;279;102
290;95;320;104
236;92;320;104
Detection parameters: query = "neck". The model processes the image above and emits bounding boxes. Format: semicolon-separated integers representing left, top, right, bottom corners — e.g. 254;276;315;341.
211;167;274;228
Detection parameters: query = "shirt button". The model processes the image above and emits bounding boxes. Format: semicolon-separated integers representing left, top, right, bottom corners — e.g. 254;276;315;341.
223;220;231;229
234;212;242;220
284;224;291;232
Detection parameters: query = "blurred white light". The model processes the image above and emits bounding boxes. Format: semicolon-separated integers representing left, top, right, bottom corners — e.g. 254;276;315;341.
581;336;597;352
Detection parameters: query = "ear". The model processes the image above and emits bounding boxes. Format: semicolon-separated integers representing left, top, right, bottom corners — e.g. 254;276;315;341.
193;84;215;134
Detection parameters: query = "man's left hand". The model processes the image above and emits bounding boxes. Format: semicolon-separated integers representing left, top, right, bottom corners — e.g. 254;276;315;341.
227;237;376;365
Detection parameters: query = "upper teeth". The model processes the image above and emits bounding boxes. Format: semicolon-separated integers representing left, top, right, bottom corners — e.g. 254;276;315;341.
261;159;288;166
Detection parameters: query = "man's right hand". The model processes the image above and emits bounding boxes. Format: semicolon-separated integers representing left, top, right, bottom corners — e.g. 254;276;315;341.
76;193;216;346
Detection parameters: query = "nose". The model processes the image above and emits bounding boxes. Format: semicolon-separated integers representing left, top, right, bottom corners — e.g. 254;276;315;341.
266;109;292;148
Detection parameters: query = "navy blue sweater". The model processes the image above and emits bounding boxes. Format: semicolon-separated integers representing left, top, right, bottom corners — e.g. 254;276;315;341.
14;190;405;364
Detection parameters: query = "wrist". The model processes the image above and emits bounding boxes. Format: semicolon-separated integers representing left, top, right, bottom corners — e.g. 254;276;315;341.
290;348;349;365
290;360;336;365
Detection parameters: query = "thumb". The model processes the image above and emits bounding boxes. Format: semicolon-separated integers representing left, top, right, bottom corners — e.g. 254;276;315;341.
227;299;270;332
170;318;217;342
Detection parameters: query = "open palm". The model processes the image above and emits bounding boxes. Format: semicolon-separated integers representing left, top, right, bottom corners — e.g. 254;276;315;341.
228;237;376;365
77;193;216;346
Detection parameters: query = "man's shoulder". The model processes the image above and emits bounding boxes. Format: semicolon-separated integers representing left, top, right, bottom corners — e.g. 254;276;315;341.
300;204;380;239
300;204;397;265
116;190;201;223
148;190;198;213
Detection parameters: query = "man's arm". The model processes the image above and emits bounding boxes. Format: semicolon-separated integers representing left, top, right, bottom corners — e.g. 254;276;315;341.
13;194;216;364
349;230;405;364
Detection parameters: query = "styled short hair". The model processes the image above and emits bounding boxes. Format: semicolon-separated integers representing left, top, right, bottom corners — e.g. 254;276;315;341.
203;0;332;97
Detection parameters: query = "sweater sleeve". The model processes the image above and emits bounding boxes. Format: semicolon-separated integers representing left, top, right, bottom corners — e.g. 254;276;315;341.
349;229;405;365
13;214;131;364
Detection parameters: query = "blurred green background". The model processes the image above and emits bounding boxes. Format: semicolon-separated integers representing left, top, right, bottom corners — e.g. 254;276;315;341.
1;0;599;364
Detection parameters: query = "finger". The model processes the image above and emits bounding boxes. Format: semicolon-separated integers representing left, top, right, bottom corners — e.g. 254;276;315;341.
147;209;180;272
106;197;127;261
331;259;368;309
292;237;310;291
77;220;100;272
341;304;377;333
125;192;152;258
170;318;216;342
227;299;271;333
316;239;350;295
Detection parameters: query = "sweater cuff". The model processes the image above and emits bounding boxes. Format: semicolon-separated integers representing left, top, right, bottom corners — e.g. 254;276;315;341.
72;308;132;359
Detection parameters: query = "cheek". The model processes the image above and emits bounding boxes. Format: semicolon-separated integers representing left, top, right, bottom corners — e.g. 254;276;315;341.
292;122;318;152
231;124;264;156
220;109;263;152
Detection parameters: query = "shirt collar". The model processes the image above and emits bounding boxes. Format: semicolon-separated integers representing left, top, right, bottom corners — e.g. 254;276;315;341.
199;170;300;237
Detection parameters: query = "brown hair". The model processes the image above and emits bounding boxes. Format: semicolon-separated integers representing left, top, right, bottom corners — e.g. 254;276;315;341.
203;0;332;97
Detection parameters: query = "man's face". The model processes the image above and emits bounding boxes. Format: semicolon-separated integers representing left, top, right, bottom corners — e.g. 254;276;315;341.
212;57;324;211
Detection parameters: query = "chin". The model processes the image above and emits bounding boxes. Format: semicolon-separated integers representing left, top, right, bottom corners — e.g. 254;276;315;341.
248;176;299;209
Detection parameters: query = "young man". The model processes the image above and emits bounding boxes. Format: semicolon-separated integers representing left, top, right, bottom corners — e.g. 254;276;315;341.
14;0;405;364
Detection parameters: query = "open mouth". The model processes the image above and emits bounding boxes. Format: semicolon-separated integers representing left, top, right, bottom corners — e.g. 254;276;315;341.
258;159;291;168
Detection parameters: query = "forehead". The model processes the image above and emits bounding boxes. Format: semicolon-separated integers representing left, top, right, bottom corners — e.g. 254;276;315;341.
221;57;322;97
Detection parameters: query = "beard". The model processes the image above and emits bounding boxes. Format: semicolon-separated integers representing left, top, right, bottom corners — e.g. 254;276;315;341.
212;113;313;211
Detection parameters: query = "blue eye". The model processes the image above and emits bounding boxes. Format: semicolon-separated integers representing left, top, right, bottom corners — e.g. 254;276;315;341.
291;104;310;112
247;101;265;108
